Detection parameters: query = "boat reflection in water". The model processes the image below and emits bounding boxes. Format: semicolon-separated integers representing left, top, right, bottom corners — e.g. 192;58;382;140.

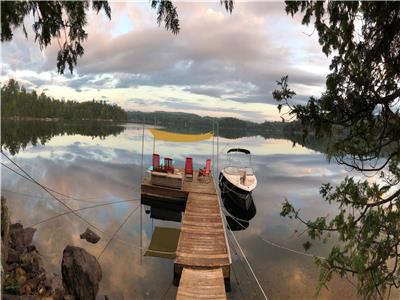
143;193;256;232
222;192;256;232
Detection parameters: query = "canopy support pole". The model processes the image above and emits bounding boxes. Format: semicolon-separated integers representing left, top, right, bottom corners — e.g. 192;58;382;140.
153;118;156;154
217;121;219;177
212;121;215;177
140;121;145;264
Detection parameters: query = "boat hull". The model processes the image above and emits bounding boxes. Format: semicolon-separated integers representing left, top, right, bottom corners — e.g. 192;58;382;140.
219;172;253;210
222;193;256;221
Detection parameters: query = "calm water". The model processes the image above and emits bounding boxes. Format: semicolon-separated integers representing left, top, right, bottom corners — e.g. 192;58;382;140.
1;122;397;299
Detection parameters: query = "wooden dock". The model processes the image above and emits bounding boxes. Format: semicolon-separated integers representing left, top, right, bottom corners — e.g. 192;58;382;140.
176;268;226;300
141;170;231;298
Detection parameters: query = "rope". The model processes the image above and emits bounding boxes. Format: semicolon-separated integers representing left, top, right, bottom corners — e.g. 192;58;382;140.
214;175;265;298
1;152;177;256
98;203;141;259
1;163;141;203
228;229;269;300
221;206;253;224
260;237;325;260
215;141;268;299
2;188;76;201
1;152;117;234
227;229;251;278
231;262;246;300
1;187;140;204
225;205;325;260
216;138;322;297
29;198;140;228
160;282;173;300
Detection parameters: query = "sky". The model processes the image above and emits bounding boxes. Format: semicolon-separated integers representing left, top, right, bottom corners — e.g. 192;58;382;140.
1;1;331;122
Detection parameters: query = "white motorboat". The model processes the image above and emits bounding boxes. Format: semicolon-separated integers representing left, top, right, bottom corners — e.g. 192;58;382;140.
219;148;257;210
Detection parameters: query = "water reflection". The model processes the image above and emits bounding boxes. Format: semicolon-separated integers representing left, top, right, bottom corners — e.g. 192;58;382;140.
145;204;183;223
223;194;256;232
1;122;398;299
1;120;126;155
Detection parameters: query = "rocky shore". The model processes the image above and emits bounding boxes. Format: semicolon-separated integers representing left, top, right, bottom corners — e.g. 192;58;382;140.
1;197;102;300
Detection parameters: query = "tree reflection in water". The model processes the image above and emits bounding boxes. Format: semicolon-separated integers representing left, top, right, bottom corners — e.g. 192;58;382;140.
1;120;126;155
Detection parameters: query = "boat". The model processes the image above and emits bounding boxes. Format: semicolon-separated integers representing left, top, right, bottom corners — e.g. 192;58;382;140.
219;148;257;210
221;187;256;231
222;192;257;221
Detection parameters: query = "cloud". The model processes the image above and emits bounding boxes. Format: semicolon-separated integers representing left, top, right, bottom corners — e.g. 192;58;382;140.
1;1;329;121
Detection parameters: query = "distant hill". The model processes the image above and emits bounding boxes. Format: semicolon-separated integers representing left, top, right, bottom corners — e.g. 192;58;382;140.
127;111;297;137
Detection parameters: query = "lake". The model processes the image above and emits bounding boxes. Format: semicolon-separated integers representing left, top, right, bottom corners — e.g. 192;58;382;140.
1;121;397;299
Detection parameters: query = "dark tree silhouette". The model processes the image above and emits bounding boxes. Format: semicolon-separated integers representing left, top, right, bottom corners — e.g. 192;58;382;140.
1;1;111;74
274;1;400;298
1;79;127;121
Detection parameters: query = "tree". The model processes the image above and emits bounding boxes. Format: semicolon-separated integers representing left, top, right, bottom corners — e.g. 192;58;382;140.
273;1;400;298
1;0;233;74
1;1;111;74
1;80;127;121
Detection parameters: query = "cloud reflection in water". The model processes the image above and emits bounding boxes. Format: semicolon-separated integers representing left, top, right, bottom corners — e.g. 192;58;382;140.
3;124;398;299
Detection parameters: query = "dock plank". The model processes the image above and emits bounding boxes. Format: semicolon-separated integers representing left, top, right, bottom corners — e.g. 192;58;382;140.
175;192;230;269
176;268;226;300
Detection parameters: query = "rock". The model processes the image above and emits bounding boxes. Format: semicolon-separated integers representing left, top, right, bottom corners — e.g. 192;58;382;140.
15;267;28;286
26;245;37;253
23;228;36;246
20;251;43;276
38;286;46;296
61;245;102;300
46;273;66;300
3;270;20;294
80;228;101;244
10;226;36;249
2;198;63;299
21;281;34;295
2;295;39;300
24;271;46;291
2;295;42;300
29;252;43;275
5;262;19;272
7;248;20;263
10;223;23;231
2;197;11;270
1;295;18;300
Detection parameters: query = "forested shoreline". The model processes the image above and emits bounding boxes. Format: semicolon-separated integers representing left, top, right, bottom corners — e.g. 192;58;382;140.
1;79;300;136
1;80;127;122
127;110;296;133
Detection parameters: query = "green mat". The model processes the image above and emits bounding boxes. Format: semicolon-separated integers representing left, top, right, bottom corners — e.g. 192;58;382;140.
144;226;180;259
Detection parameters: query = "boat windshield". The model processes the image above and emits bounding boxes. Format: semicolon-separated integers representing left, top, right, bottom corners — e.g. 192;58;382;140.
224;166;254;176
227;152;251;166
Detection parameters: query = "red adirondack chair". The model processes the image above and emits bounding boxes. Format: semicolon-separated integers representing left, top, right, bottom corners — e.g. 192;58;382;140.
198;159;211;182
164;157;174;173
185;157;193;180
152;153;160;171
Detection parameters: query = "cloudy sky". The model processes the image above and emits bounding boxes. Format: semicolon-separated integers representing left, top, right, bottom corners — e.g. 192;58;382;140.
1;1;331;122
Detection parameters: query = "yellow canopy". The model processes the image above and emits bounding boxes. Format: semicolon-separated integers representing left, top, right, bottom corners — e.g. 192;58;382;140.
149;128;213;142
